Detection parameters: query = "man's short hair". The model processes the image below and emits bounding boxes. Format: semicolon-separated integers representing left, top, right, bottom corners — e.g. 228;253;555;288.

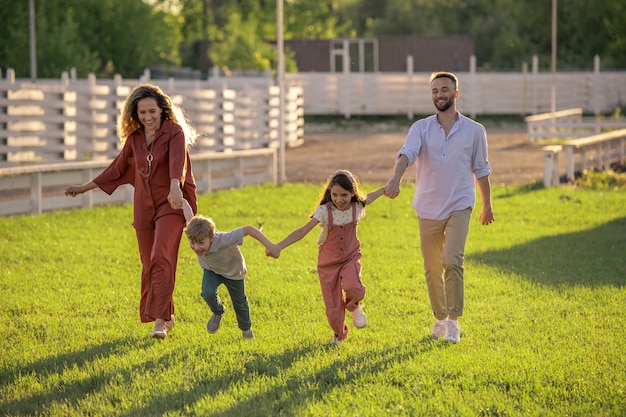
430;72;459;90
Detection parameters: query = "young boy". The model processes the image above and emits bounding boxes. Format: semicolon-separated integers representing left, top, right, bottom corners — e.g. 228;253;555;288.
183;200;280;339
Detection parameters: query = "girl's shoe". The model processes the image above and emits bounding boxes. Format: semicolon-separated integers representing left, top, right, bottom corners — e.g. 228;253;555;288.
351;306;367;328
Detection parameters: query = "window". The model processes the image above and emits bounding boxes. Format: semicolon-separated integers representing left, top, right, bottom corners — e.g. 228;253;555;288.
330;39;378;73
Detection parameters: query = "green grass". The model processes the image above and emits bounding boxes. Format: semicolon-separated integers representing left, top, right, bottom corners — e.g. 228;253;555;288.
1;182;625;416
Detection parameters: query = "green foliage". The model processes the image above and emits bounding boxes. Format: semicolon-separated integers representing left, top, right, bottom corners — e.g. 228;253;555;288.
1;183;625;416
575;168;626;190
0;0;181;78
35;6;102;77
208;11;275;72
0;2;33;77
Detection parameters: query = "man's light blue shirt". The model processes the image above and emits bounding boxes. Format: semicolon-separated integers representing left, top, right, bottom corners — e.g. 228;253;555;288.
398;112;491;220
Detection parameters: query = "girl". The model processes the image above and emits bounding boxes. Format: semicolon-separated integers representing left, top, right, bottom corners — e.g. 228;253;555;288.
277;170;385;345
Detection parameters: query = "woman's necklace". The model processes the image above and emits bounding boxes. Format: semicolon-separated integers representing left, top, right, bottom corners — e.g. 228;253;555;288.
142;130;157;178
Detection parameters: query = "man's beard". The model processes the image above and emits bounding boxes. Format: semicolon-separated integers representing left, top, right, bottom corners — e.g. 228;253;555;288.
434;98;453;112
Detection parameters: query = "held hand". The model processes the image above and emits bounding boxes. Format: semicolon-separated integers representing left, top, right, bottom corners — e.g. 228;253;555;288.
478;208;495;225
167;187;184;210
384;180;401;199
265;243;281;259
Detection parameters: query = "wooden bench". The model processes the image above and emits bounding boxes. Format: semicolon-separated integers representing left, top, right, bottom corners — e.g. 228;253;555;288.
525;108;583;142
564;129;626;181
541;128;626;186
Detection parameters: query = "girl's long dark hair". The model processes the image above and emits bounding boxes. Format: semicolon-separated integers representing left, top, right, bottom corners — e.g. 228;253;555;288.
318;170;367;206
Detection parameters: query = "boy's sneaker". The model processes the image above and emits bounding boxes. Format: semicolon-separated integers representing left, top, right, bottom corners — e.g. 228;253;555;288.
206;314;223;334
444;320;461;343
351;306;367;328
431;319;447;339
242;329;254;339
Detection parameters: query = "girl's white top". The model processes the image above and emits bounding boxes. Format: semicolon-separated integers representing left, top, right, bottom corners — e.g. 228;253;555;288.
312;202;365;245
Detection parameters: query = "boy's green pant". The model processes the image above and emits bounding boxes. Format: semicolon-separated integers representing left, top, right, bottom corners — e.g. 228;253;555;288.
201;269;251;331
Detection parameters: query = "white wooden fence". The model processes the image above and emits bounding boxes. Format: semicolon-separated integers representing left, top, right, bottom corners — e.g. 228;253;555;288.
0;148;276;216
283;55;626;119
0;69;304;167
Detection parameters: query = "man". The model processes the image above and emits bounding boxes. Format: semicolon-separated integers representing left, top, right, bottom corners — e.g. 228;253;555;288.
384;71;495;343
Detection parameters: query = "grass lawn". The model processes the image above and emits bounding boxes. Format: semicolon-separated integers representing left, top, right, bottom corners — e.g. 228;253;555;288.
1;182;625;416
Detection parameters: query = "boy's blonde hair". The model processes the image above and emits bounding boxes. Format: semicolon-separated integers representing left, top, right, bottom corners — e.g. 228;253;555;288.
185;215;216;242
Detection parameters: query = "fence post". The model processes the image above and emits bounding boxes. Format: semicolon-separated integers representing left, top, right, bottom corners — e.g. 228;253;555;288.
468;55;477;119
341;41;351;119
140;68;151;82
531;55;539;114
406;55;414;120
82;168;95;208
591;55;603;117
30;171;42;215
522;62;528;115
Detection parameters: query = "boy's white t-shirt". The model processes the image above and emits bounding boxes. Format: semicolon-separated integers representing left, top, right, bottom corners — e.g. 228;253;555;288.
312;202;365;245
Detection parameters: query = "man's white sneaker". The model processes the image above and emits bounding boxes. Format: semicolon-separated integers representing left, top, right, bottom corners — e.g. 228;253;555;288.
351;306;367;328
444;320;460;343
431;320;447;339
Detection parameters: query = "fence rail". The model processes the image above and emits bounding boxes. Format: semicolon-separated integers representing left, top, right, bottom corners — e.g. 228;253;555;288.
0;148;277;216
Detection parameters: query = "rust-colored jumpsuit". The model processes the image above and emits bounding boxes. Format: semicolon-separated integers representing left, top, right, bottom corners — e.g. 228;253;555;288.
94;119;197;323
317;202;366;340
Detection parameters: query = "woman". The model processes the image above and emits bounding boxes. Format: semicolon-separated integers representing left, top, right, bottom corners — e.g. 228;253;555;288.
65;84;198;339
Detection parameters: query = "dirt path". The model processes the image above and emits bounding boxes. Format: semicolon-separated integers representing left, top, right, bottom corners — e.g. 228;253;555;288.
285;129;544;186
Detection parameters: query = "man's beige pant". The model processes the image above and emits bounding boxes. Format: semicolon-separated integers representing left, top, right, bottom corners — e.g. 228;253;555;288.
418;207;472;320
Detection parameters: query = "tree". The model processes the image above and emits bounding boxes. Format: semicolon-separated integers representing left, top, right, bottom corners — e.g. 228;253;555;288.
0;2;32;77
208;11;274;72
0;0;181;79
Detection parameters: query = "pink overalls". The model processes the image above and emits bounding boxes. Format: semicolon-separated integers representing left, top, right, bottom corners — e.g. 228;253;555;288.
317;202;366;340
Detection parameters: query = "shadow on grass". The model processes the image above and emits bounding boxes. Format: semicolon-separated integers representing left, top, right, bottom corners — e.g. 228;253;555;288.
0;337;150;415
473;216;626;287
119;337;436;417
494;181;544;198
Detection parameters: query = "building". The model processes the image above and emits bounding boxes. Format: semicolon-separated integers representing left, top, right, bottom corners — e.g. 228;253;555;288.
284;35;473;73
